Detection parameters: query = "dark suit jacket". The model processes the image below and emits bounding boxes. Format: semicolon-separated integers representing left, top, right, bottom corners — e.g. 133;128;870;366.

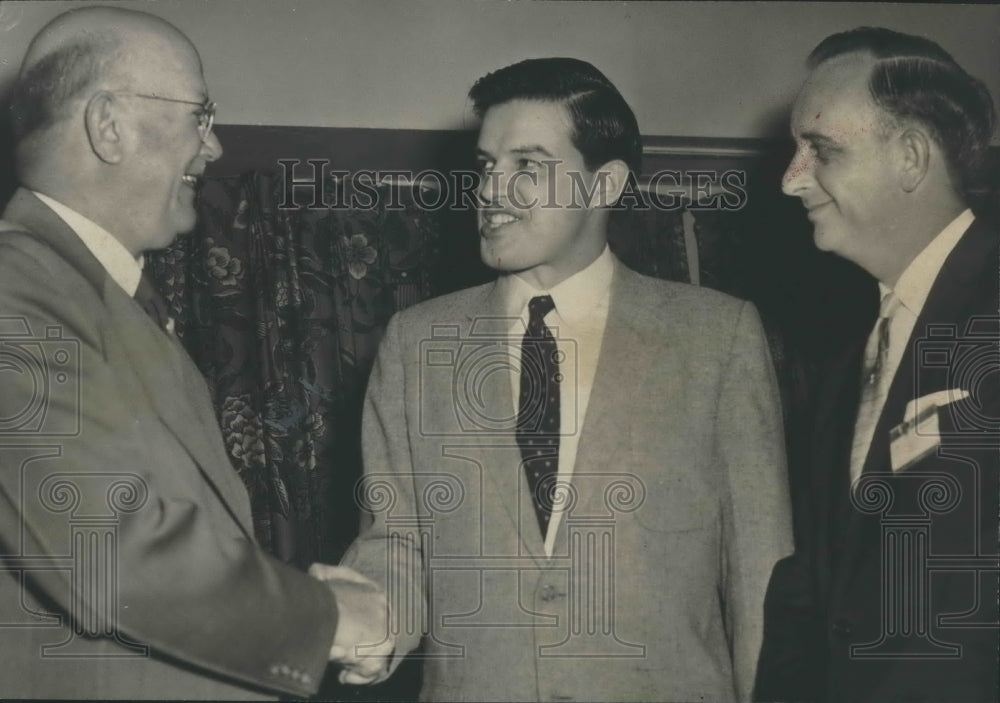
345;257;794;702
0;189;337;698
758;216;1000;703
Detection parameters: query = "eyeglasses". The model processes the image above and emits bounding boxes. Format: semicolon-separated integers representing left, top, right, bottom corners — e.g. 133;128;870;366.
114;92;216;141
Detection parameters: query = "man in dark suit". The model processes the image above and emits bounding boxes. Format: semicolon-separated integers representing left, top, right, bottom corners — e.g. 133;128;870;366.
757;27;999;703
0;6;390;698
337;57;793;701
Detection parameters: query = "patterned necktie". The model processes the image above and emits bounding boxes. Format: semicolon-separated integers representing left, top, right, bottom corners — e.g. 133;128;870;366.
516;295;560;537
135;272;173;333
849;291;902;486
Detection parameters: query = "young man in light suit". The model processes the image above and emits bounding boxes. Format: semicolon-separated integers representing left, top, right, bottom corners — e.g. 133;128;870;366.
758;27;999;703
0;6;390;698
341;57;793;701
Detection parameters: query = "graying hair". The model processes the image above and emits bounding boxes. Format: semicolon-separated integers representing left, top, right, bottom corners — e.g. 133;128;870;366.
9;34;122;143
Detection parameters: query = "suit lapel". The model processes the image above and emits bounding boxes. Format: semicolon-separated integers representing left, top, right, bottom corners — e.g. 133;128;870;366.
104;284;254;533
864;216;996;481
552;262;653;550
460;281;547;561
3;189;253;535
468;264;649;562
836;216;998;590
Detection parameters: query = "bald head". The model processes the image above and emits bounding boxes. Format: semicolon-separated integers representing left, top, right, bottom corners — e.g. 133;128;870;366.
22;6;193;66
9;6;222;255
12;6;198;148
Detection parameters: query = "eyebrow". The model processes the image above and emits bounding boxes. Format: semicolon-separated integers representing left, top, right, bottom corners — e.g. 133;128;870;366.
511;145;556;158
797;131;840;148
475;145;557;160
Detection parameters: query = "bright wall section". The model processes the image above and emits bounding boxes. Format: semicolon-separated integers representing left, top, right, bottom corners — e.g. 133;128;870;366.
0;0;997;139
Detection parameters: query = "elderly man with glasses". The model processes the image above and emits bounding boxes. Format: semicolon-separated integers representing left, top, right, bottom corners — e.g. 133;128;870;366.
0;6;392;699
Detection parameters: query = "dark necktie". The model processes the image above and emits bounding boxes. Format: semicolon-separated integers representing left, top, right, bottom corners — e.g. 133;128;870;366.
516;295;560;538
134;271;172;332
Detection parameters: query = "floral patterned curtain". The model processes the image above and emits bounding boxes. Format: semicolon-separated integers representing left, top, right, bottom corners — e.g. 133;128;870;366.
608;198;689;282
145;171;692;567
146;172;451;565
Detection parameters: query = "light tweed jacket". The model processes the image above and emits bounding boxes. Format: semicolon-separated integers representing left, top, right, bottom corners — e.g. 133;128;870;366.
346;255;793;702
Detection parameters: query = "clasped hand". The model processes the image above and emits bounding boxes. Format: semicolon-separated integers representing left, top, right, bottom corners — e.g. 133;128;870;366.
309;563;395;685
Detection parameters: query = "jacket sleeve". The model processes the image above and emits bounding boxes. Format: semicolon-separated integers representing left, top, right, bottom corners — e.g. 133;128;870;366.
715;301;796;701
0;235;337;697
341;311;426;673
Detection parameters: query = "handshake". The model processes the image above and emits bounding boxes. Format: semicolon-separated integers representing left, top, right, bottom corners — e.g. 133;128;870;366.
309;564;396;685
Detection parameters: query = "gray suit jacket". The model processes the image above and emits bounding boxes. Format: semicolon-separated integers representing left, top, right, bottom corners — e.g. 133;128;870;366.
0;189;336;699
345;257;793;702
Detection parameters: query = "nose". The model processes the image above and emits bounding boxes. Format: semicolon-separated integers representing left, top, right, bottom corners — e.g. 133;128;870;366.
477;165;504;207
201;129;223;162
781;144;813;197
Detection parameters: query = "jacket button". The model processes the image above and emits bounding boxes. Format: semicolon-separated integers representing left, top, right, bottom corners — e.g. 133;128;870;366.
540;585;566;602
831;618;853;637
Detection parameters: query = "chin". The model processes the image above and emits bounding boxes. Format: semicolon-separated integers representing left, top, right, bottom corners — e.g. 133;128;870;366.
148;232;180;253
155;219;192;248
811;226;839;253
482;255;519;273
480;242;519;272
171;214;199;237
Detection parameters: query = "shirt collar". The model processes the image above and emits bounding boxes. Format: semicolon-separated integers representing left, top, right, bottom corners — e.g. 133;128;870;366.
499;245;615;325
31;190;144;297
884;209;974;315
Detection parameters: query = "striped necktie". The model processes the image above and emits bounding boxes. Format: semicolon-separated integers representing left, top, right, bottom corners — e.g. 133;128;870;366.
849;291;902;486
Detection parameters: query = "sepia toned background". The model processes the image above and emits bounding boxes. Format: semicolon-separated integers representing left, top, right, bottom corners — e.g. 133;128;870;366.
0;2;996;698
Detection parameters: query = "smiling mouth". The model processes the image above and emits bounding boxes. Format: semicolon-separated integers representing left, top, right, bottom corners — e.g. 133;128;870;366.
480;211;520;235
806;202;832;217
181;174;201;188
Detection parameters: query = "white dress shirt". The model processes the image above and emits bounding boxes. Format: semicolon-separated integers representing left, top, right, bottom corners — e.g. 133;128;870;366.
32;190;144;297
855;208;974;461
497;245;615;556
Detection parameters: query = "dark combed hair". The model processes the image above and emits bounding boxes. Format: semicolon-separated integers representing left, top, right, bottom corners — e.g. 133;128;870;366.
469;57;643;174
809;26;996;199
8;36;118;143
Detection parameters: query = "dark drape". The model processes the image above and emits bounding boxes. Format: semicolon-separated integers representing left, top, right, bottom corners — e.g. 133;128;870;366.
146;172;456;565
145;171;694;566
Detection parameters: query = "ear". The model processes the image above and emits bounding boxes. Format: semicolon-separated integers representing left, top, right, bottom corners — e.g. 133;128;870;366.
897;126;931;193
592;159;631;208
84;91;124;164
